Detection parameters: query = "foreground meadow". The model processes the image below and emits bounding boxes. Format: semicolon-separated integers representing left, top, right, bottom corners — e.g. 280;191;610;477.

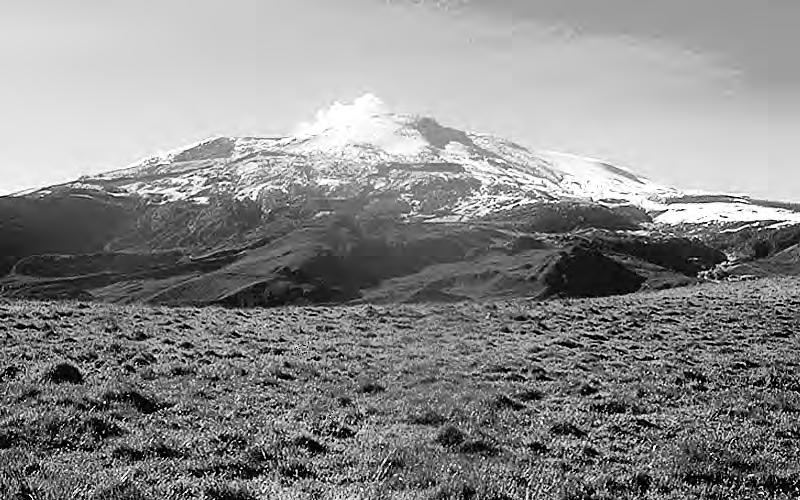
1;278;799;499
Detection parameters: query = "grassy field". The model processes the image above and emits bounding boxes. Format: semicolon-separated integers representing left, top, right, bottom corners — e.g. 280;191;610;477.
1;278;799;499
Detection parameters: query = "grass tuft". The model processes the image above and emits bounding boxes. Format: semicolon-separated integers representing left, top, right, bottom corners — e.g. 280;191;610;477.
90;480;150;500
408;408;448;426
292;434;328;455
435;425;466;448
490;394;525;411
43;362;83;384
100;385;161;414
550;422;587;438
204;483;258;500
358;380;386;394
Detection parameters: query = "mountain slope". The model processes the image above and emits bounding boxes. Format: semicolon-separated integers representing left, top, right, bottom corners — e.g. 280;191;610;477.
0;216;725;306
0;95;795;305
18;94;800;226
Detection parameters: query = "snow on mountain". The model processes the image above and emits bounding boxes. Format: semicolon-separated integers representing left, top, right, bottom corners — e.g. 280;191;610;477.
23;94;800;226
288;93;429;156
653;202;800;225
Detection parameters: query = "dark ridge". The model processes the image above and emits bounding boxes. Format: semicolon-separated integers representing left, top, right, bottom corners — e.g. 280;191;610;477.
172;137;236;162
750;199;800;212
666;194;750;204
541;244;646;298
482;202;647;233
593;235;726;276
596;162;645;184
383;162;465;174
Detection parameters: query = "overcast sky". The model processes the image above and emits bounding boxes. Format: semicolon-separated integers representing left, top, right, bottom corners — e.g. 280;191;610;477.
1;0;796;200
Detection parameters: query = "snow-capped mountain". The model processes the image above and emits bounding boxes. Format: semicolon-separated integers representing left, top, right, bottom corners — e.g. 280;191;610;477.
24;94;795;226
4;95;800;306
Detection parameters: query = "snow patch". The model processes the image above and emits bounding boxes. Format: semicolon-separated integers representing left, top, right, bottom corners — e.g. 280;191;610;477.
654;202;800;225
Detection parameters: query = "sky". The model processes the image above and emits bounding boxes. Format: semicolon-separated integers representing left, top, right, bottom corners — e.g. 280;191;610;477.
0;0;796;200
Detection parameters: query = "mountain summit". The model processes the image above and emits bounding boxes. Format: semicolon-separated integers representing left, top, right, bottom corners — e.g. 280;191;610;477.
34;94;794;225
290;93;433;156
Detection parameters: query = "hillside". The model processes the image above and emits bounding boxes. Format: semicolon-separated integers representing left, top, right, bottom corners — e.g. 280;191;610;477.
0;218;725;306
1;278;798;499
720;244;800;279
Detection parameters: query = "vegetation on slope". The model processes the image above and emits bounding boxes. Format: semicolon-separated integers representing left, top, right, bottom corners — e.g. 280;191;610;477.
1;278;799;499
2;213;723;306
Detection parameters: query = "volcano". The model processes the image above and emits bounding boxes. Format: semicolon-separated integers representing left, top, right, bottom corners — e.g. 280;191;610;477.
1;95;797;305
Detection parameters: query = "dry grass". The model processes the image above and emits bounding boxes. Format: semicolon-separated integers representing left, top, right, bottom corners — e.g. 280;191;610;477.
1;278;799;499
